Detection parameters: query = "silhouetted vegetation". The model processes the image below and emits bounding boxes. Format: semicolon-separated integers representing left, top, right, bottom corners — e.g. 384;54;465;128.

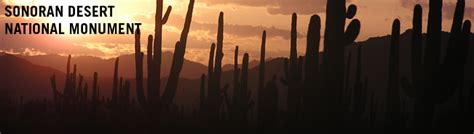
1;0;474;133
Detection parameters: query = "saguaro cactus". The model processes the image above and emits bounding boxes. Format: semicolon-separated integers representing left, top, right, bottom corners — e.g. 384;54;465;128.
281;13;302;126
257;31;266;128
134;0;194;109
148;0;173;104
230;46;240;122
228;53;252;126
135;28;145;105
385;19;401;128
303;15;321;124
281;13;325;127
401;0;471;128
322;0;360;125
162;0;194;105
207;12;226;123
162;0;195;106
112;57;119;105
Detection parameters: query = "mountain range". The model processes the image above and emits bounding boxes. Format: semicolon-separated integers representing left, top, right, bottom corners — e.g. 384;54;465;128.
1;30;474;108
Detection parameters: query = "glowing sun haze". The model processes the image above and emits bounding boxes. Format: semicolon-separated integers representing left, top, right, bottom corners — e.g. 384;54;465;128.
0;0;473;65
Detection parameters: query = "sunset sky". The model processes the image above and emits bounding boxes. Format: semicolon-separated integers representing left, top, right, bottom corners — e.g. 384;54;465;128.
1;0;473;65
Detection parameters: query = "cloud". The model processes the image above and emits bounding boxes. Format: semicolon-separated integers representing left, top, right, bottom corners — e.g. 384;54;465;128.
443;2;474;20
133;13;303;40
400;0;474;20
198;0;327;15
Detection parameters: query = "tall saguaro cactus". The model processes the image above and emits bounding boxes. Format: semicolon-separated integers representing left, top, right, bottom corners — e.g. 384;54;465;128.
228;52;252;126
162;0;194;106
303;15;321;124
208;12;226;124
198;12;230;125
385;19;401;128
135;28;145;105
281;13;324;127
231;46;240;121
322;0;360;125
134;0;194;109
149;0;173;104
257;31;266;128
112;57;119;105
279;13;304;127
401;0;472;128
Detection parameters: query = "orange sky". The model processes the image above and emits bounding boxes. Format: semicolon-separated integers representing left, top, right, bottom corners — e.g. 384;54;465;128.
1;0;473;65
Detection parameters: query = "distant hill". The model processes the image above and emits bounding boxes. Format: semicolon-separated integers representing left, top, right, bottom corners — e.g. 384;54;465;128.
2;31;474;109
0;53;64;99
19;51;208;79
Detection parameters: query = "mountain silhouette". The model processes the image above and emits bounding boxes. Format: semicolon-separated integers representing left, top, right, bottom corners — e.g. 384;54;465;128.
19;51;207;79
0;53;64;99
2;30;473;109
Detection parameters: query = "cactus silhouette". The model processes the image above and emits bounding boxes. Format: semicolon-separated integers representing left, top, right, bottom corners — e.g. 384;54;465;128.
134;28;145;106
385;19;401;128
134;0;194;109
148;0;172;104
401;0;471;128
227;52;252;127
303;15;321;126
206;12;229;124
281;13;302;127
25;0;474;130
162;0;194;106
257;31;266;129
229;46;240;123
321;0;360;126
112;57;119;105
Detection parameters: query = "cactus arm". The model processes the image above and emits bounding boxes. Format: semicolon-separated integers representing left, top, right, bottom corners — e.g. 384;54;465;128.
162;6;172;25
346;4;357;19
344;19;361;45
178;0;194;49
